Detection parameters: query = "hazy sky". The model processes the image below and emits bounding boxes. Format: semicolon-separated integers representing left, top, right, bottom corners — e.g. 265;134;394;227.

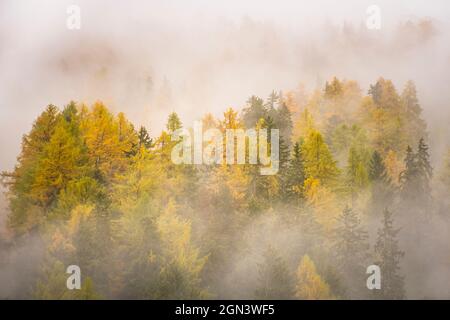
1;0;449;171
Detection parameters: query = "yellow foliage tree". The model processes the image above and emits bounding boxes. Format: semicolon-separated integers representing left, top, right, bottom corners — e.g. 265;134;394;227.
295;255;334;300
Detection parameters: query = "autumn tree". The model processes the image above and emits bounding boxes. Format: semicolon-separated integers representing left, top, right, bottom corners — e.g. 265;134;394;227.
301;130;339;186
166;112;182;133
401;80;427;145
295;255;334;300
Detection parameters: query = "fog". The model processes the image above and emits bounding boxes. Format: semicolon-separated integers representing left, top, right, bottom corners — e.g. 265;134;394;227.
1;0;450;299
1;0;450;173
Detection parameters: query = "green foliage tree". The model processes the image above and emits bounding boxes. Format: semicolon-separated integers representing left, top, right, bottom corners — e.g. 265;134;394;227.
255;247;295;299
331;206;369;299
368;151;394;216
373;208;405;300
166;112;182;133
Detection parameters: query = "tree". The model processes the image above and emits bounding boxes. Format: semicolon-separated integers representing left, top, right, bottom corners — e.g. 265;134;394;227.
331;206;369;298
301;130;339;185
255;247;295;299
242;96;266;129
401;80;427;145
31;114;88;211
156;201;209;299
276;101;293;143
399;139;432;218
81;102;136;184
265;90;280;118
374;208;405;299
166;112;182;133
282;142;306;203
2;105;60;232
295;255;334;300
324;77;343;99
345;146;370;203
368;151;394;216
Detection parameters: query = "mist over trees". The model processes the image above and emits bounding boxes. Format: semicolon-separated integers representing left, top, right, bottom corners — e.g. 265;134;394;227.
1;76;449;299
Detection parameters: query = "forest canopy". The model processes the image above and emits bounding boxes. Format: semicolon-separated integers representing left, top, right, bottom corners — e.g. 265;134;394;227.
1;77;450;300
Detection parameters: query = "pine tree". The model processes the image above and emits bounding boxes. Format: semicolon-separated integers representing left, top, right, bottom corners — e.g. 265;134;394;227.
295;255;334;300
242;95;267;129
331;205;369;298
401;80;427;145
399;145;418;203
265;90;279;118
369;151;394;216
276;101;293;143
324;77;343;99
374;208;405;300
282;142;306;203
166;112;182;133
137;126;153;150
345;146;369;203
255;247;295;299
399;139;432;217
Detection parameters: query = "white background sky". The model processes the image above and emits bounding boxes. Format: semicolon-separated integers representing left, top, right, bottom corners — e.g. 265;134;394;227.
1;0;449;171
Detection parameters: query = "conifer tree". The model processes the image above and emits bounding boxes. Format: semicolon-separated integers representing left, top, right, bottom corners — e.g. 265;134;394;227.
295;255;334;300
345;146;369;203
276;101;293;143
242;95;267;129
374;208;405;300
301;130;339;185
401;80;427;145
137;126;153;150
255;247;295;299
368;151;394;216
166;112;182;133
399;140;432;216
331;206;369;298
282;142;306;203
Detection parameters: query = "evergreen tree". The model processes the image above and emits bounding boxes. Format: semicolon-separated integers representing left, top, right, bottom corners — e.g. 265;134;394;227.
255;247;295;299
368;151;394;216
265;90;279;118
242;95;267;129
401;80;427;145
282;142;306;203
166;112;182;133
399;139;432;217
324;77;343;99
331;206;369;298
374;208;405;300
137;126;153;150
345;146;369;203
276;101;293;143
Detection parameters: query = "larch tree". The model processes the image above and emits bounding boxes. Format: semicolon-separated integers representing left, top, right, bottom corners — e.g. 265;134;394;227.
301;129;340;186
295;255;334;300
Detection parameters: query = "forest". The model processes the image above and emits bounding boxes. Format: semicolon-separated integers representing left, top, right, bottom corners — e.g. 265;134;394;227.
1;76;450;299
